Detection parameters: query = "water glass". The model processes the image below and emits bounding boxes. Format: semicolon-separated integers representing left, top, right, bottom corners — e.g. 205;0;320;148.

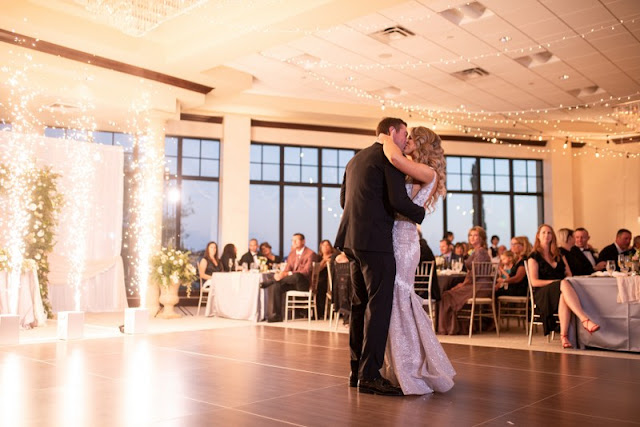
606;260;616;276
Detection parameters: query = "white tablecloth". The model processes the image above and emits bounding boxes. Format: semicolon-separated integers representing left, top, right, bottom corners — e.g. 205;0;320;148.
568;276;640;352
0;270;47;328
204;272;267;321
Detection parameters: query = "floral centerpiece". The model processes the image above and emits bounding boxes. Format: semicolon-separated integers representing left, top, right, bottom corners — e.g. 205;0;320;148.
150;247;197;297
257;255;268;272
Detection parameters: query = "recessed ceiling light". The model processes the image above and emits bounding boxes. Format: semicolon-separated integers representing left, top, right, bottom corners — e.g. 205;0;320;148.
559;74;569;80
499;35;511;43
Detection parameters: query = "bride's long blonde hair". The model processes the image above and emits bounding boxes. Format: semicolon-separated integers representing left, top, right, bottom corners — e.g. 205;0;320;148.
409;126;446;212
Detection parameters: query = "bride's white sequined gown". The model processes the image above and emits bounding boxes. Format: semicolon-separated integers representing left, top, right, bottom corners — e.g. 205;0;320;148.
382;181;456;395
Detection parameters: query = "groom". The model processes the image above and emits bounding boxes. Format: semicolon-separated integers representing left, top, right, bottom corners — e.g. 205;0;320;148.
335;117;425;396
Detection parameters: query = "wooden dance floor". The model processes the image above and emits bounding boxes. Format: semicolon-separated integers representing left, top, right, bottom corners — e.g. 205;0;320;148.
1;325;639;426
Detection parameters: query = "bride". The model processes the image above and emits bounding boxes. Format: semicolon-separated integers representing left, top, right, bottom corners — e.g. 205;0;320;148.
379;126;455;395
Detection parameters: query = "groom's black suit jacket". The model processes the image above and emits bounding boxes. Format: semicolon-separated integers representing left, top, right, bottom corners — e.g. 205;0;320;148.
334;142;425;252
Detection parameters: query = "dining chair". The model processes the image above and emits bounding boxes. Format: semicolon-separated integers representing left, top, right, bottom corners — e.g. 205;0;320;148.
414;260;436;331
196;273;211;316
497;283;529;333
331;261;351;330
325;261;335;327
461;261;500;338
524;261;554;345
284;262;320;322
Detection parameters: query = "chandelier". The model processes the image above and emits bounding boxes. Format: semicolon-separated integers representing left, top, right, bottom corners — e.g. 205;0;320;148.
78;0;209;37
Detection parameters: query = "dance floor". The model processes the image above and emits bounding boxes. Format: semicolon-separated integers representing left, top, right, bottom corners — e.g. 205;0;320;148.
1;315;639;426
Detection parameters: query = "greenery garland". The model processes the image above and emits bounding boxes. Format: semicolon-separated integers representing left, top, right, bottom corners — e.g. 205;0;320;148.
0;165;63;318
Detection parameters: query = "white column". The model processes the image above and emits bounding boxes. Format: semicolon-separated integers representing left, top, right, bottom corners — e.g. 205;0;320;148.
219;115;251;250
546;139;574;228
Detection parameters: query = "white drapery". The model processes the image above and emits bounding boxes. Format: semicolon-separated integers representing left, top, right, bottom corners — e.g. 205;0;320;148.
0;133;127;312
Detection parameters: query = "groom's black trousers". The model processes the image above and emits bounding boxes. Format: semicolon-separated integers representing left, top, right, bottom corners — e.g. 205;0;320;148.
344;248;396;381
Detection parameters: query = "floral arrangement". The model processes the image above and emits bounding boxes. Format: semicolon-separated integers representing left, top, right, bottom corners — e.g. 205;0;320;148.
0;165;63;318
0;250;38;273
150;247;197;297
435;256;445;268
257;255;268;272
0;249;8;272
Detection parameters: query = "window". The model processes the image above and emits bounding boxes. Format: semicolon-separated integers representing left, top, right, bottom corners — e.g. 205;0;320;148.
162;137;220;254
249;143;355;257
436;155;543;250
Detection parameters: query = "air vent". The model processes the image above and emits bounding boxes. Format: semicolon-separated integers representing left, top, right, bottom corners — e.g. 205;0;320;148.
451;67;490;81
515;51;558;68
439;2;493;25
371;86;404;99
568;86;606;98
369;26;415;44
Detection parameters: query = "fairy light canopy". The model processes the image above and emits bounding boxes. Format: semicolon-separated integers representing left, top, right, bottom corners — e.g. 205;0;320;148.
0;0;639;154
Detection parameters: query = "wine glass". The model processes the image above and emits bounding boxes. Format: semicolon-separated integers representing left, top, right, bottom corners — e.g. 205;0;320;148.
618;254;627;271
619;255;629;274
606;260;616;276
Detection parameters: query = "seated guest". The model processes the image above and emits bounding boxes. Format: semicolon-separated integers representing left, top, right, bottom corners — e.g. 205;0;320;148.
633;235;640;252
439;239;453;267
198;241;223;281
489;235;500;258
220;243;238;272
259;241;282;269
528;224;599;349
496;236;530;297
438;226;491;335
497;245;507;257
570;227;597;275
596;228;634;271
497;250;515;281
264;233;315;322
557;228;584;277
451;242;467;265
239;238;260;269
316;239;338;318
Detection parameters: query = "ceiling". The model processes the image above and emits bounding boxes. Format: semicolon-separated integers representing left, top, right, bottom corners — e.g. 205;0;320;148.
1;0;639;146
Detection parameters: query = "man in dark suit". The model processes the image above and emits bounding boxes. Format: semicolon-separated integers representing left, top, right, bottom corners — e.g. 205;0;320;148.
596;228;634;271
239;238;260;268
569;227;597;275
265;233;315;322
335;117;425;396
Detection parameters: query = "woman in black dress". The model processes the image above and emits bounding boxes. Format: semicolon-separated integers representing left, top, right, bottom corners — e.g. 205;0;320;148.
527;224;600;349
259;242;282;269
220;244;238;272
199;241;223;280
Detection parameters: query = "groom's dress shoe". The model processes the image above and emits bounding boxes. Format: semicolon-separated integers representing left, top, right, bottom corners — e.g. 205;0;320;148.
349;372;358;388
358;377;403;396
